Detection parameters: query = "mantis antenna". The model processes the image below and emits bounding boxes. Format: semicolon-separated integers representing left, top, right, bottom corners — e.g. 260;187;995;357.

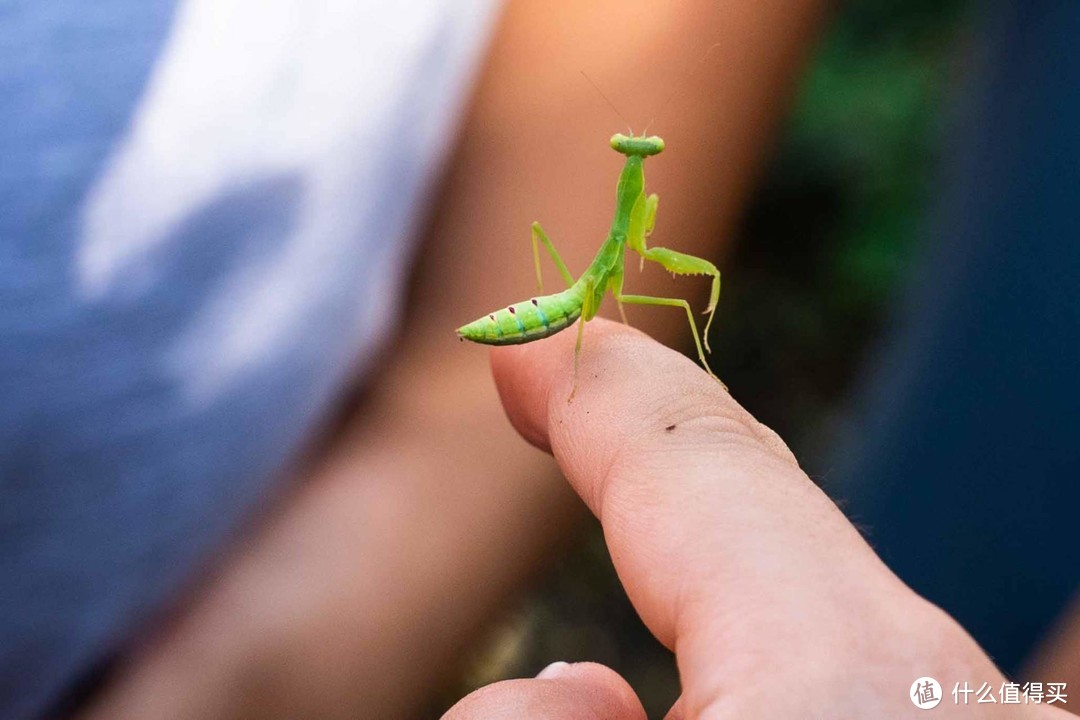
579;70;634;136
643;41;724;135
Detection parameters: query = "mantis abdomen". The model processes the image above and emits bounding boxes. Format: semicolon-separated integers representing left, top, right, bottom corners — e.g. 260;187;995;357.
457;284;586;346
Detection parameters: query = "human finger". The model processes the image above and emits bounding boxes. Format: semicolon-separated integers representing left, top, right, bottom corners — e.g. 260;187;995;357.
490;319;960;717
442;662;645;720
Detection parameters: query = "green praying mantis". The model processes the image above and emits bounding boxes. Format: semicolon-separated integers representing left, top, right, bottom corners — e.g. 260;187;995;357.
456;132;723;397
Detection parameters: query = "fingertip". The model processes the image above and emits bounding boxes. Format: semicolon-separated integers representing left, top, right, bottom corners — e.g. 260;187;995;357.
442;662;645;720
544;661;645;719
490;319;669;455
490;342;556;452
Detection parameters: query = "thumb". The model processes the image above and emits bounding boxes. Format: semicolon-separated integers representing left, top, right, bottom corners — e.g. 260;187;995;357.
442;662;645;720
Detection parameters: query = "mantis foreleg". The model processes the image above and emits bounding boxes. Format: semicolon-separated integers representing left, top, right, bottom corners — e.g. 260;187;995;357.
531;222;575;292
627;193;720;352
629;193;661;272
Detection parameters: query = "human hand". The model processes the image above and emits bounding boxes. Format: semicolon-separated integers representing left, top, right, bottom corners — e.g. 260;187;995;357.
444;319;1068;719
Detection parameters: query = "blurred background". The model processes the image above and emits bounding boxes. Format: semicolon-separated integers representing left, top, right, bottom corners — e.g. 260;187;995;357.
434;0;982;716
5;0;1076;717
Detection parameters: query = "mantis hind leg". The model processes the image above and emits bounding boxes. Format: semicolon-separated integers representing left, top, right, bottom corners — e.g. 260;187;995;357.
531;222;574;292
569;278;596;402
638;247;721;353
615;292;725;388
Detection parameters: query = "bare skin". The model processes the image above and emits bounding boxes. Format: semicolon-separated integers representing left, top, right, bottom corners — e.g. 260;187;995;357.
71;1;853;718
444;321;1073;720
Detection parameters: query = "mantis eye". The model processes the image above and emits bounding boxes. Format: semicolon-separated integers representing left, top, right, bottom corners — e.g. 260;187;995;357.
610;133;632;152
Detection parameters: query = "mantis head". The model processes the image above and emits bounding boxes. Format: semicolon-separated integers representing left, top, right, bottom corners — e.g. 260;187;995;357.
610;133;665;157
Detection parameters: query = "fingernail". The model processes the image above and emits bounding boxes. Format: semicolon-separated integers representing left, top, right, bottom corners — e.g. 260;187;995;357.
536;661;571;679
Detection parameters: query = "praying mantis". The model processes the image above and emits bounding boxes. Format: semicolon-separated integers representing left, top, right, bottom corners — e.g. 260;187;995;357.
456;132;723;396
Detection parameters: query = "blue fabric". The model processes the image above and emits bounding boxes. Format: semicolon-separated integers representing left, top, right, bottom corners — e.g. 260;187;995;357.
836;0;1080;674
1;4;189;716
0;1;496;717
